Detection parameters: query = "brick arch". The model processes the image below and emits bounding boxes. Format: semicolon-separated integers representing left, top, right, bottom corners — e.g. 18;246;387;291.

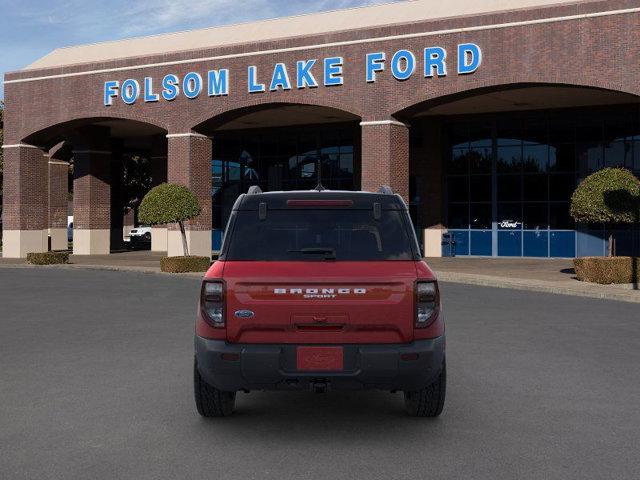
189;100;362;134
21;115;168;149
391;81;640;120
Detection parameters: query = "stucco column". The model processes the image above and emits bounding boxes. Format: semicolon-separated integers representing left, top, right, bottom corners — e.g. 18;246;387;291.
360;120;410;202
150;134;168;252
166;133;212;258
48;159;69;251
1;144;49;258
72;127;112;255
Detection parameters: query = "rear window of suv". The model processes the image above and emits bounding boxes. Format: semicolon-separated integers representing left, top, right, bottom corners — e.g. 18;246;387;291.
224;209;419;261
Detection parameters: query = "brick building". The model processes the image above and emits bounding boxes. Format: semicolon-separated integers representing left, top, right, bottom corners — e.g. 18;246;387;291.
3;0;640;258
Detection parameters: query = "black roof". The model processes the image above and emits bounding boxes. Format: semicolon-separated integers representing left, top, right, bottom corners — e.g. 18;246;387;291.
234;190;407;210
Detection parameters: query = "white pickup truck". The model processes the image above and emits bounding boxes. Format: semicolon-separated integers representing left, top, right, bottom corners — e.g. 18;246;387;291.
125;226;152;249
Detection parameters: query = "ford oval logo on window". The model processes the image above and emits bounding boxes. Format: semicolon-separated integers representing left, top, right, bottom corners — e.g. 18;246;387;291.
234;310;255;318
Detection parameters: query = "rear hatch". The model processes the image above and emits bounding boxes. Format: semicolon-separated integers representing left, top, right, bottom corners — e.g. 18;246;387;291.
224;261;417;344
219;192;422;344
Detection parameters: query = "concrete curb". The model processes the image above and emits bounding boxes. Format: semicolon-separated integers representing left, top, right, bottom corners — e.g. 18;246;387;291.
435;271;640;304
0;262;205;278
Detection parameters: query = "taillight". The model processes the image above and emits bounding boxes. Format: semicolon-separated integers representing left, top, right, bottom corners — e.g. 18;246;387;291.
415;280;439;328
201;280;225;328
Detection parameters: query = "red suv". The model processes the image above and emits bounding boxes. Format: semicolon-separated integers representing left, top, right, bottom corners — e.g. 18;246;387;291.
194;187;445;417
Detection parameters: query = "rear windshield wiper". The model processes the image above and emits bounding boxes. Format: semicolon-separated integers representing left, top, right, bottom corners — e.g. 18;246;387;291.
287;247;337;260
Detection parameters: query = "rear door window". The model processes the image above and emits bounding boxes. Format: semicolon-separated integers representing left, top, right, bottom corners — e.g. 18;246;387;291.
225;209;417;261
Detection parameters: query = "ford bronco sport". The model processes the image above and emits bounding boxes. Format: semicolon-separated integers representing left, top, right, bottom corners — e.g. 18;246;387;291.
194;186;445;417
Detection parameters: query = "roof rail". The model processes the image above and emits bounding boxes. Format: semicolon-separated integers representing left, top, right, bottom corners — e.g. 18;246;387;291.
247;185;263;195
378;185;394;195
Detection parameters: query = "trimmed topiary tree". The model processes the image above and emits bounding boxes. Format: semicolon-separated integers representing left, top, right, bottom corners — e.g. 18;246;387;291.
139;183;202;256
570;168;640;256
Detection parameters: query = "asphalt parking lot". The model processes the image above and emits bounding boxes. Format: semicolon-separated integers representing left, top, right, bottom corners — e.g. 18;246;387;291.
1;268;639;480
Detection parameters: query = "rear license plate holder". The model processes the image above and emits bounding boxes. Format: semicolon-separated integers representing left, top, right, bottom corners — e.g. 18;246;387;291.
296;347;344;371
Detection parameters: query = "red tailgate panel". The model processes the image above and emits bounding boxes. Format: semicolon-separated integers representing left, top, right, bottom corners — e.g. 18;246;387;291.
297;347;344;371
221;261;424;344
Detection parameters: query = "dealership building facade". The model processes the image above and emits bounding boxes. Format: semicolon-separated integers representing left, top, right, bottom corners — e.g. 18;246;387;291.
3;0;640;258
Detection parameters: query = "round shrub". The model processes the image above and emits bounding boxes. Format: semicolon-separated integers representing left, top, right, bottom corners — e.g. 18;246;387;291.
139;183;201;226
160;256;211;273
27;251;69;265
574;256;639;284
570;168;640;224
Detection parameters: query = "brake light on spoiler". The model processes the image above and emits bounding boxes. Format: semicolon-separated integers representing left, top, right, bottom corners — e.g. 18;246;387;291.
286;200;354;207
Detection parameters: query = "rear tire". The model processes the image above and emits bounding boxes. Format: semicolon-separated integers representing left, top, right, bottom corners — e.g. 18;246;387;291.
194;360;236;417
403;360;446;417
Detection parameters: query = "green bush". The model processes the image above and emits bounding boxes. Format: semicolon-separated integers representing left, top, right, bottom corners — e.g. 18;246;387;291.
27;251;69;265
570;168;640;224
574;256;640;284
160;256;211;273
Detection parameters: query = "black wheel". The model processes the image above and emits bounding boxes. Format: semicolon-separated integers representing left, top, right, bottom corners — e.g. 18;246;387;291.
194;359;236;417
403;360;446;417
144;232;151;241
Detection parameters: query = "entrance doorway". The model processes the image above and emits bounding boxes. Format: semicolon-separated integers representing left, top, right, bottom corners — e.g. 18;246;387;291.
211;122;360;249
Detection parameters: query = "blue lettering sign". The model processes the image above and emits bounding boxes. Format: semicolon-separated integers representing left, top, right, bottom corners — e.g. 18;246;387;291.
324;57;343;86
104;80;119;106
144;77;159;102
390;50;415;81
458;43;482;74
424;47;447;77
270;63;292;91
183;72;203;99
121;79;140;104
208;69;229;96
296;60;318;89
161;74;179;101
248;66;265;93
101;45;483;105
366;52;385;83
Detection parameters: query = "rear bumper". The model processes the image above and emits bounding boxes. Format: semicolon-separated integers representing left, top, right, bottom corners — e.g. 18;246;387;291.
194;335;445;392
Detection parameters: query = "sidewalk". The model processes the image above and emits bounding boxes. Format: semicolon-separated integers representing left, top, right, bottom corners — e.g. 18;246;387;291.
1;252;639;303
426;257;640;303
0;251;203;277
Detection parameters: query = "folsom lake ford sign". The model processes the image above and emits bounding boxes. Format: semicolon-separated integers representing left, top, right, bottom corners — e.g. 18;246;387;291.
103;43;482;106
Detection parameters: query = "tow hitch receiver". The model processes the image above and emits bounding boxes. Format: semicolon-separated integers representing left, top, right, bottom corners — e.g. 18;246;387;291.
311;380;329;394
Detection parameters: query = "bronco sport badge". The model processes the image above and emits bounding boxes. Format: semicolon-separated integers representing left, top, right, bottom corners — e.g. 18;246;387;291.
273;288;367;299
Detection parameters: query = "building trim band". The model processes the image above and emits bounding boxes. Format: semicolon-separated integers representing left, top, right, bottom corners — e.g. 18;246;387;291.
360;120;409;127
166;133;212;139
1;143;42;150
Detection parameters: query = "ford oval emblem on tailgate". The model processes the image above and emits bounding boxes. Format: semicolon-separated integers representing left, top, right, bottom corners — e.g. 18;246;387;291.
234;310;255;318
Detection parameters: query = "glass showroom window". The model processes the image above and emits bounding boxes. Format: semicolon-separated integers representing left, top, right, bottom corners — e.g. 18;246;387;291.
445;105;640;258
